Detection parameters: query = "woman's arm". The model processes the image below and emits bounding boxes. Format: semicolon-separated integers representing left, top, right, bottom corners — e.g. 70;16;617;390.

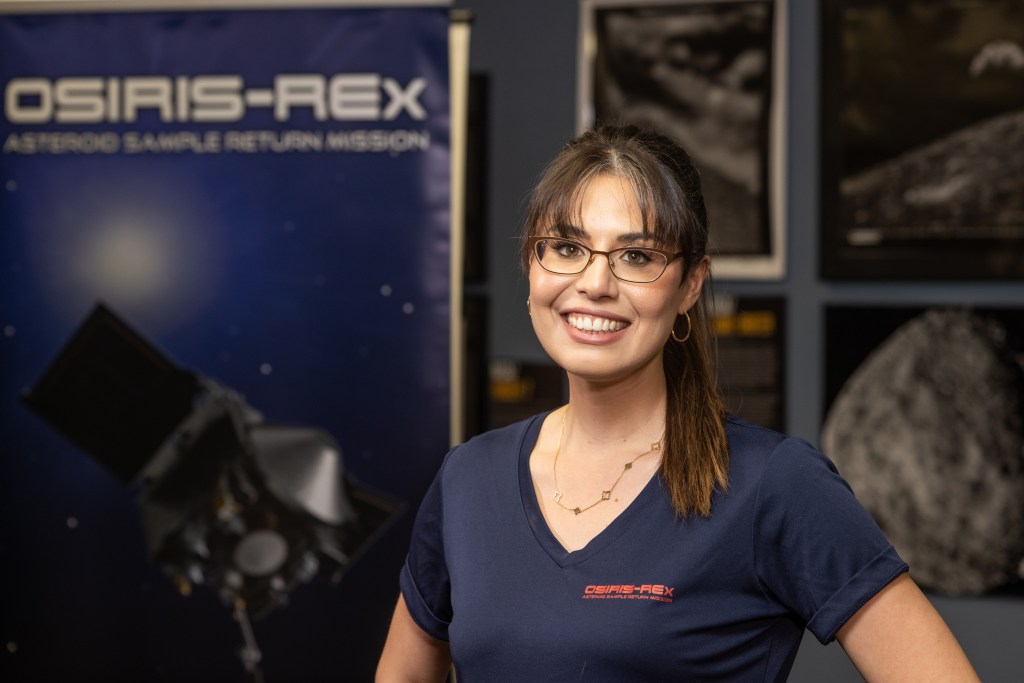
376;595;452;683
837;573;979;682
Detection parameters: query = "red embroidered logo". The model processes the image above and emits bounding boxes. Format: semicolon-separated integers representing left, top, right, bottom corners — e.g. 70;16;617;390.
581;584;674;603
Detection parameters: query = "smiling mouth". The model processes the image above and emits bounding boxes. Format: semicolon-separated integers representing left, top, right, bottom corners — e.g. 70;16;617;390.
566;313;628;333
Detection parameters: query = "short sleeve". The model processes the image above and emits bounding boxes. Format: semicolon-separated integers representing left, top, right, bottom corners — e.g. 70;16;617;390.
753;438;908;644
399;456;454;641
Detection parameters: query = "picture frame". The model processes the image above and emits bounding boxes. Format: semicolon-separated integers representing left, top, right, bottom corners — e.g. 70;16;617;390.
823;305;1024;596
820;0;1024;280
578;0;788;280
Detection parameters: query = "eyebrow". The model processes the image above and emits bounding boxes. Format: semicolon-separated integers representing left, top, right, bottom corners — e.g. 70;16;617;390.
555;225;651;244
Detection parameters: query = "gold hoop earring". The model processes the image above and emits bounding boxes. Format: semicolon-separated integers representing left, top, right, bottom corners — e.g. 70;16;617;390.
671;312;691;343
527;298;531;315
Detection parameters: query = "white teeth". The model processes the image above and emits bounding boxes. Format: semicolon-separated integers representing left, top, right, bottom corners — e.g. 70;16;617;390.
567;314;626;333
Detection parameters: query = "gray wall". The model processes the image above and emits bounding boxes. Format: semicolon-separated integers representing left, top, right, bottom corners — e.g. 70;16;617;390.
456;0;1024;680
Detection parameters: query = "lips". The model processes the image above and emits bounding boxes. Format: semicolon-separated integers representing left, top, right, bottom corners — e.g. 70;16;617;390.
565;313;628;333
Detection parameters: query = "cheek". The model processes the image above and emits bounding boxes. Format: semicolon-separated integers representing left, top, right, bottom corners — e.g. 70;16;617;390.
637;293;689;336
632;283;685;315
528;264;564;306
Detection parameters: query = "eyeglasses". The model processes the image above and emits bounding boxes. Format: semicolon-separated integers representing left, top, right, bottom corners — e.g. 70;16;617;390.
529;236;685;284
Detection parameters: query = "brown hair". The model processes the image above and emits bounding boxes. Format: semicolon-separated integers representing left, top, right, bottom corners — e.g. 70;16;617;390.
520;125;728;518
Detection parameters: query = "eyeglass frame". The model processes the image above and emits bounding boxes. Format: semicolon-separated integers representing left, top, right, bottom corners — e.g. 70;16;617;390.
528;235;687;284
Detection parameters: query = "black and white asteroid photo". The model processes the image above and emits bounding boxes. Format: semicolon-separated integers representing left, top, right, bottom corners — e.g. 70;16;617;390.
823;308;1024;596
836;1;1024;245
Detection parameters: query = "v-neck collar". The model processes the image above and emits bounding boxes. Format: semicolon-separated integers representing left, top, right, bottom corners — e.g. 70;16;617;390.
517;412;664;569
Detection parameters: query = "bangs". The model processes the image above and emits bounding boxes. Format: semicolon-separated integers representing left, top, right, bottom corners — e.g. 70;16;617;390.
530;167;680;249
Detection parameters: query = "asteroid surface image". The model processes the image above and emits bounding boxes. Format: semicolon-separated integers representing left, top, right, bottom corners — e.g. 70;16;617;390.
822;309;1024;595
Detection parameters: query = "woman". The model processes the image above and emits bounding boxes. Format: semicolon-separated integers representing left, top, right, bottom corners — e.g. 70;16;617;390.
377;126;978;681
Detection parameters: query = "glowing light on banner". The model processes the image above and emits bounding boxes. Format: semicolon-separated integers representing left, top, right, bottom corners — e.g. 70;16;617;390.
26;176;224;330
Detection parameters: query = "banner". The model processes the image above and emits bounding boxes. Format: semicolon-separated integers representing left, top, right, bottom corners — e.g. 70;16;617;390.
0;3;450;680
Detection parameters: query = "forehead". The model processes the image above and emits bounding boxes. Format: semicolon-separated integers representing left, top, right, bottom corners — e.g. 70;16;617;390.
562;173;664;245
580;174;642;220
543;173;646;231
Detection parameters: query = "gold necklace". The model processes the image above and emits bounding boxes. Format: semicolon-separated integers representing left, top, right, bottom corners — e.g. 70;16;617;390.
551;407;662;516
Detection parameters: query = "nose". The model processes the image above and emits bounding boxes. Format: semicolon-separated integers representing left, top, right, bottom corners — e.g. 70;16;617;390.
574;252;618;298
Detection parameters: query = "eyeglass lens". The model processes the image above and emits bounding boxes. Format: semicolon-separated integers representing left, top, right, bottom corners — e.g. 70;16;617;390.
535;238;669;283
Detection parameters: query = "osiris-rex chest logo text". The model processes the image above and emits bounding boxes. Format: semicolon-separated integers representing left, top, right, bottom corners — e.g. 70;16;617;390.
582;584;675;603
3;74;427;124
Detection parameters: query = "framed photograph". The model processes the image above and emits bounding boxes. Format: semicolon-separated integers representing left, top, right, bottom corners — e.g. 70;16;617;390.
823;305;1024;596
578;0;788;280
820;1;1024;280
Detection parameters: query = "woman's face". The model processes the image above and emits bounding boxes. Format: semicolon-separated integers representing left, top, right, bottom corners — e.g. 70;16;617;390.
528;173;706;386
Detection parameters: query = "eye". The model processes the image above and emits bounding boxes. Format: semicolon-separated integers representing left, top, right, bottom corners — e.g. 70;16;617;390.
618;248;656;267
550;239;587;259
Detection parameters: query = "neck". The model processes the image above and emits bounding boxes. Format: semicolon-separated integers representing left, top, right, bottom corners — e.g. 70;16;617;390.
561;368;668;454
561;374;671;458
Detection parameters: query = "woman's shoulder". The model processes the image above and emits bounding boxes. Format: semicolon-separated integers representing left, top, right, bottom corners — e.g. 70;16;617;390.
440;411;549;473
725;413;790;455
459;411;548;451
724;413;837;482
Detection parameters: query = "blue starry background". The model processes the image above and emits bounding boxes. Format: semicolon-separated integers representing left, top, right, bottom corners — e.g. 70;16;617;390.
0;7;450;681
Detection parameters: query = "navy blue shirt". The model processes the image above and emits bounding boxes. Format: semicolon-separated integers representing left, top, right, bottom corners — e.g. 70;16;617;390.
401;414;907;682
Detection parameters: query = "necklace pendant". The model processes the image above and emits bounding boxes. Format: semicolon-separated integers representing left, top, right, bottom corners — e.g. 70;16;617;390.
573;507;582;515
553;490;562;503
601;490;611;500
623;462;633;471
